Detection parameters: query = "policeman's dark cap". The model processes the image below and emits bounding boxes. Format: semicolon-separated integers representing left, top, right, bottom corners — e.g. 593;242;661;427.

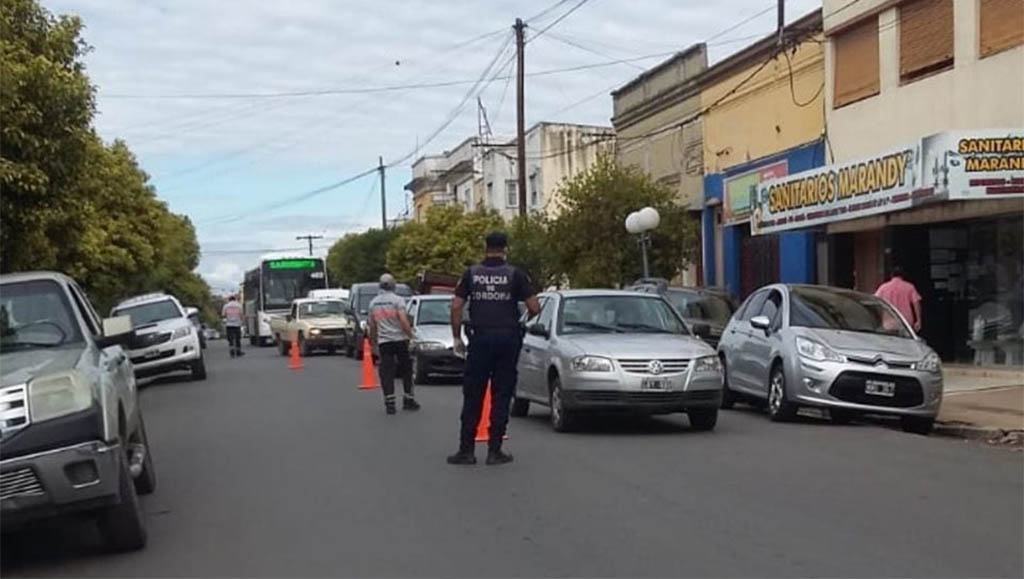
485;232;508;250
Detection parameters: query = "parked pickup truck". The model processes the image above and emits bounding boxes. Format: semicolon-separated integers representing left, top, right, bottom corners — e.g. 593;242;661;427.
270;298;351;356
1;272;156;552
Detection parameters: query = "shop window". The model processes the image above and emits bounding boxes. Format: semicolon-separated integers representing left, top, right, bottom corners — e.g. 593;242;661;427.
980;0;1024;58
899;0;954;83
833;15;880;108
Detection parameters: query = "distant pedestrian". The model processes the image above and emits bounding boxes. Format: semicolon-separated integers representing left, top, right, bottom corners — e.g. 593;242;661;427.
875;264;923;332
222;295;245;357
368;273;419;415
448;231;540;466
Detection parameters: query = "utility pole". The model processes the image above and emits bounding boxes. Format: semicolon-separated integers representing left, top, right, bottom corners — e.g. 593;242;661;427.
514;17;527;217
379;156;387;230
777;0;785;47
295;234;323;256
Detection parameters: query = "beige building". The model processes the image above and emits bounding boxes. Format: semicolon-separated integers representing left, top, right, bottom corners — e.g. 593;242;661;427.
761;0;1024;365
405;137;479;222
612;45;708;284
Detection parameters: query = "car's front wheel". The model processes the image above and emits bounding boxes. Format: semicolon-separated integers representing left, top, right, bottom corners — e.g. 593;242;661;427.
767;364;797;422
900;415;934;435
412;356;428;385
549;375;576;432
511;394;530;417
299;333;310;357
720;355;737;410
688;408;718;431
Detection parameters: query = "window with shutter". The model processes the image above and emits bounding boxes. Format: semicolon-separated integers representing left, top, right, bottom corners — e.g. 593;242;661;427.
833;15;880;109
980;0;1024;58
899;0;954;83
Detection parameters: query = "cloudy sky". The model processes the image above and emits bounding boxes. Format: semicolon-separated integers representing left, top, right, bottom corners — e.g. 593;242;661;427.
45;0;819;293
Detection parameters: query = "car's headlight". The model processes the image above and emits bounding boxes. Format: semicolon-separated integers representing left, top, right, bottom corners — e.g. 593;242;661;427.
571;355;614;372
413;340;446;351
172;326;192;340
795;336;846;362
914;352;941;373
693;355;722;373
310;328;322;335
28;372;93;423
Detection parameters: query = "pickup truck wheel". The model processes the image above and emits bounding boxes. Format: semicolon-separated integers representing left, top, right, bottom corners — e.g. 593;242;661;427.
98;451;147;552
190;354;207;381
299;333;311;357
132;415;156;495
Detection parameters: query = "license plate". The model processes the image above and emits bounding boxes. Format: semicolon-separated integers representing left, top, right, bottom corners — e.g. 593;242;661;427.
865;380;896;397
641;378;668;390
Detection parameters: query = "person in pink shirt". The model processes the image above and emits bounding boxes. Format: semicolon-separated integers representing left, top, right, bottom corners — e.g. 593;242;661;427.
875;265;923;332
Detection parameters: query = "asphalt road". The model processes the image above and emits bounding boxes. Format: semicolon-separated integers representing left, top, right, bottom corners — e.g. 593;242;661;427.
3;341;1023;578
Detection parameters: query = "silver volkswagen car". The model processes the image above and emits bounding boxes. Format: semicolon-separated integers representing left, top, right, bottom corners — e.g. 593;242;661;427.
717;284;943;434
512;290;723;432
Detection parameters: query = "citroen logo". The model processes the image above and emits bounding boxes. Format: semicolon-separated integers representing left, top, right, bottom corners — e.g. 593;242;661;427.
648;360;664;375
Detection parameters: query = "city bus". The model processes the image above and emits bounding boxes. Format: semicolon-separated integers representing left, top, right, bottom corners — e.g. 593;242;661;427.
241;254;328;345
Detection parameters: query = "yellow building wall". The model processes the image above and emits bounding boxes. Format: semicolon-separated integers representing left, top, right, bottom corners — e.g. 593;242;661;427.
701;39;825;174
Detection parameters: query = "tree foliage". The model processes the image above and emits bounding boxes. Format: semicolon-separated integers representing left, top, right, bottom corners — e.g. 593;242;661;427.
549;155;698;287
506;214;558;292
386;206;504;283
0;0;212;314
326;227;398;288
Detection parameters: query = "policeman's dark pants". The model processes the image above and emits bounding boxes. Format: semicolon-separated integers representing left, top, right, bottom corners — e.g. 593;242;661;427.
459;330;521;452
225;326;242;354
378;340;414;403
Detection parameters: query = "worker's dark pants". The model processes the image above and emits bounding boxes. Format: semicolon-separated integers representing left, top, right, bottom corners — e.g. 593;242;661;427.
225;326;242;354
459;330;522;452
378;340;413;403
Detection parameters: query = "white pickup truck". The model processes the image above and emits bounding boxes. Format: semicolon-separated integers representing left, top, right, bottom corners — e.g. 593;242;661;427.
269;298;351;356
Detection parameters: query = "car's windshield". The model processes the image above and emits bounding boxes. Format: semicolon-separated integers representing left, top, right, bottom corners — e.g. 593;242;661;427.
417;299;452;325
299;300;345;318
113;298;182;327
664;290;734;325
789;286;912;338
1;280;83;351
559;295;688;335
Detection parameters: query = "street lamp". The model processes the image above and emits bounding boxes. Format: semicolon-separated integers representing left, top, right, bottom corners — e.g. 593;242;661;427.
625;206;660;279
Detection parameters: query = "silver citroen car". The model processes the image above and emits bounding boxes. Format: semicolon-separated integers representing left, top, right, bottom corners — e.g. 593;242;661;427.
716;284;943;434
512;290;723;432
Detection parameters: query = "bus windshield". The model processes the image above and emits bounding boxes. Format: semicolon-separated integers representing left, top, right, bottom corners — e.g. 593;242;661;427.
261;258;326;311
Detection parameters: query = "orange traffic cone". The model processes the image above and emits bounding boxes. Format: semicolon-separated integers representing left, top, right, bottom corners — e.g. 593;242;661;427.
358;338;378;390
288;337;303;370
475;382;509;443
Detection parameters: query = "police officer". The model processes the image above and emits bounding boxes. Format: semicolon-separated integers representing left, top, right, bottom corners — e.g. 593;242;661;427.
447;232;540;466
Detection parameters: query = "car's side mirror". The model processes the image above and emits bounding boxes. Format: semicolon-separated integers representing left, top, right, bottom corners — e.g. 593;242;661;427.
97;316;134;348
692;322;711;338
750;315;771;331
528;324;549;338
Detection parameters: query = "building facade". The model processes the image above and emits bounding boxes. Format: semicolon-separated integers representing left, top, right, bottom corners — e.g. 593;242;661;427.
701;10;826;298
405;137;481;222
753;0;1024;365
612;45;708;284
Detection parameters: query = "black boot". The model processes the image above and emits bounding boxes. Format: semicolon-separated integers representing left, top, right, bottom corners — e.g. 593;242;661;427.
486;448;514;465
403;397;421;411
446;449;477;465
385;396;397;415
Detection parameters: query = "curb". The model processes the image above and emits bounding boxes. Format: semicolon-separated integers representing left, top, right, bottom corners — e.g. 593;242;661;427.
933;423;1024;445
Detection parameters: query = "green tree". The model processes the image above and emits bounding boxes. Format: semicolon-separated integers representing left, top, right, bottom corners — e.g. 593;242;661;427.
386;206;504;282
1;0;95;273
326;227;399;288
1;0;215;315
507;214;558;292
549;155;698;287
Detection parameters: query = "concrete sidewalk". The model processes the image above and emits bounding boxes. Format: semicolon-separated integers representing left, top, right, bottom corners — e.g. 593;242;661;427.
936;366;1024;442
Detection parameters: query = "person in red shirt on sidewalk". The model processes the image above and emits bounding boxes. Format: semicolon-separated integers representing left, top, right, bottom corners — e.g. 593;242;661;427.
875;265;923;332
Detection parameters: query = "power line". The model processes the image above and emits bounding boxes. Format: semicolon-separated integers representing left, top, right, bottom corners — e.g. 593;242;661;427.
528;0;594;43
782;49;824;108
540;31;647;70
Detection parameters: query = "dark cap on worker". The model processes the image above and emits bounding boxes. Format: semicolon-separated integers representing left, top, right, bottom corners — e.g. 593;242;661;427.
485;231;508;250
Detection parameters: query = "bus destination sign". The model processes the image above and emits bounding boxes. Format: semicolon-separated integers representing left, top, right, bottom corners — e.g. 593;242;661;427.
267;259;318;270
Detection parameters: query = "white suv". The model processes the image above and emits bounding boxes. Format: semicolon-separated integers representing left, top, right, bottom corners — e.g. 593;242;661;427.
111;293;206;381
